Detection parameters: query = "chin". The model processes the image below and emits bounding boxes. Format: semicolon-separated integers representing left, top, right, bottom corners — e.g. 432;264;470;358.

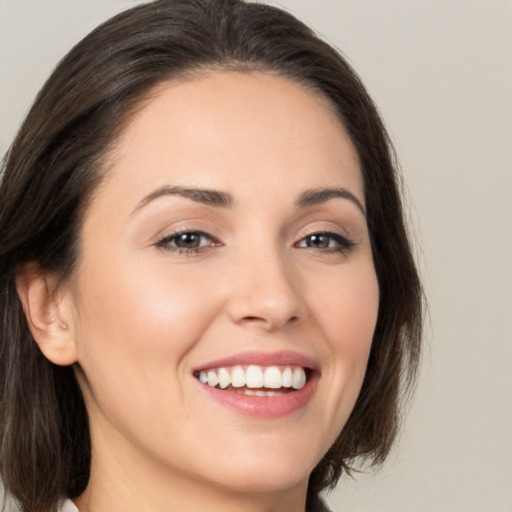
214;468;310;496
198;443;318;495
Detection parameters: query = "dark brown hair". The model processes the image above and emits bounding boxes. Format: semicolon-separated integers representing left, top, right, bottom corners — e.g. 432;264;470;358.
0;1;423;511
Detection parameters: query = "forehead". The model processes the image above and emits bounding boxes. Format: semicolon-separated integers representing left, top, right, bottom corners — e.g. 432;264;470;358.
94;71;364;212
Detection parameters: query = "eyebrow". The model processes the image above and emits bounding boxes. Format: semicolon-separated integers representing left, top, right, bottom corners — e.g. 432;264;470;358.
133;185;233;213
297;187;366;216
133;185;365;215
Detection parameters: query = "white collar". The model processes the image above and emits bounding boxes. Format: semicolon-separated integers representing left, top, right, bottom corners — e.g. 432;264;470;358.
60;499;79;512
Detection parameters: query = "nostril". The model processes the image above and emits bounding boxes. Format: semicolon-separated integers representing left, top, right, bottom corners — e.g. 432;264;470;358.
240;314;299;328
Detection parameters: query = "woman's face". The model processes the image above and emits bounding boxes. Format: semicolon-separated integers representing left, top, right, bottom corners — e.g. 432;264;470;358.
68;72;379;500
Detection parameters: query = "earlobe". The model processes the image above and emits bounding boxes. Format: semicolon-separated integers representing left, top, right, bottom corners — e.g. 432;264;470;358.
15;264;78;366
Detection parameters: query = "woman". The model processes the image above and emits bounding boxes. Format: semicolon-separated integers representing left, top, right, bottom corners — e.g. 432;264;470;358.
0;1;423;511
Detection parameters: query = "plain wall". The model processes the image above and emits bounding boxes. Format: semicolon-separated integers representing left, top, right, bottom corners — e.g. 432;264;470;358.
1;1;511;511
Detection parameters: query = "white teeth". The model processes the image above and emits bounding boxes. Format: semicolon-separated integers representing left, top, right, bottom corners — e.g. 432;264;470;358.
263;366;282;389
218;367;230;389
246;365;264;388
292;367;306;390
282;367;292;388
231;366;245;388
207;370;219;387
197;365;308;391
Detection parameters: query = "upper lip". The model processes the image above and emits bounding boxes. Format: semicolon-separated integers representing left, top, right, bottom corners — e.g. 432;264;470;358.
193;350;320;373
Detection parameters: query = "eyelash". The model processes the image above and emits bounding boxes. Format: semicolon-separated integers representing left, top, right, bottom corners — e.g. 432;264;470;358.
155;230;356;255
155;230;219;255
294;232;356;254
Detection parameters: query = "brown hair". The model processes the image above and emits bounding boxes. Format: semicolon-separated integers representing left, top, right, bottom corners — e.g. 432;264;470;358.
0;1;423;510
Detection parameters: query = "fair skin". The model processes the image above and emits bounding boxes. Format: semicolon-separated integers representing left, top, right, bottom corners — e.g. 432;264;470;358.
19;72;379;512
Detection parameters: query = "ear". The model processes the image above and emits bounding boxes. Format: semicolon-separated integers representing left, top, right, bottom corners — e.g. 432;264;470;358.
16;263;78;366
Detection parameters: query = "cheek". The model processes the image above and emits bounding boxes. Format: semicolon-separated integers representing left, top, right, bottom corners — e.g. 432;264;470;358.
312;259;379;350
72;256;224;389
308;260;379;420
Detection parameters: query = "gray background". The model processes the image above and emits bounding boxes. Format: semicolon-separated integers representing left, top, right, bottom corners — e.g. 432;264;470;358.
1;1;511;511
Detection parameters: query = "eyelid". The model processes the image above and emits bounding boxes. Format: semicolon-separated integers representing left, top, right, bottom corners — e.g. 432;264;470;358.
296;223;353;241
151;217;221;243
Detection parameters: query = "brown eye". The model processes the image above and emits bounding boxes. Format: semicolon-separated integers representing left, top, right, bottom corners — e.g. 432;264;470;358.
156;231;218;253
304;234;331;249
173;232;203;248
296;232;356;253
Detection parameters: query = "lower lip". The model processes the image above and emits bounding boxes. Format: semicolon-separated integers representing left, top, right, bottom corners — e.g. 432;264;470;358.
196;374;319;418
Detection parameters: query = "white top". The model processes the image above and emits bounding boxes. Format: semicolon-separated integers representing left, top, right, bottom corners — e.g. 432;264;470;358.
60;500;79;512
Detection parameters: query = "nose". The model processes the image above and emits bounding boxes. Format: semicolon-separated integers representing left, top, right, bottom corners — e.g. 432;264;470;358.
225;247;307;332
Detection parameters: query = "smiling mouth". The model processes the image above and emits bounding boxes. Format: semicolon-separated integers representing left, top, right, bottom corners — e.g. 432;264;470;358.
193;365;309;396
